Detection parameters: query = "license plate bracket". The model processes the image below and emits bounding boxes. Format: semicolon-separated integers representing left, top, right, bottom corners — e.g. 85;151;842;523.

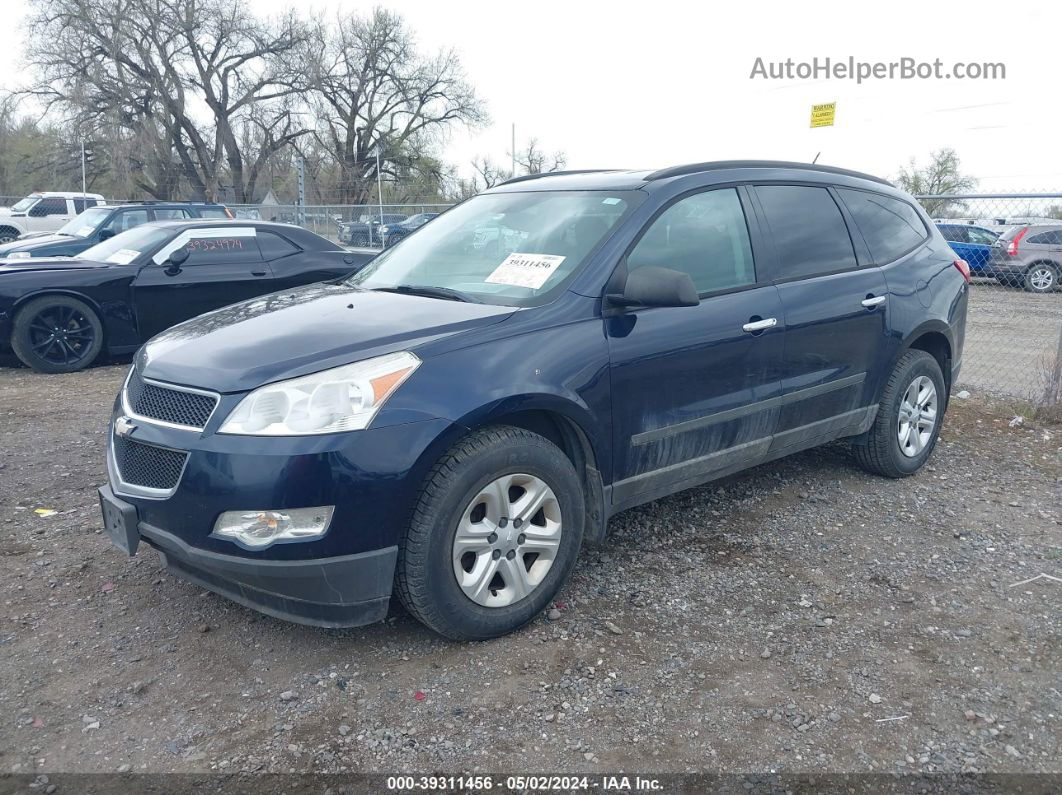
98;487;140;556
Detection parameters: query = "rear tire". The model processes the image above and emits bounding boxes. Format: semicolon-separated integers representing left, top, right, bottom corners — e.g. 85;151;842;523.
1024;262;1058;293
853;350;945;478
11;295;104;374
396;425;584;640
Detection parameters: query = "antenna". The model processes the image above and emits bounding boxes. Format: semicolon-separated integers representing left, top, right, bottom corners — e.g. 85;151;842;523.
812;152;821;164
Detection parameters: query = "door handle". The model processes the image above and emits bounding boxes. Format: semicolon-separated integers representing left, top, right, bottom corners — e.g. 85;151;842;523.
742;317;778;333
251;270;268;276
861;295;887;308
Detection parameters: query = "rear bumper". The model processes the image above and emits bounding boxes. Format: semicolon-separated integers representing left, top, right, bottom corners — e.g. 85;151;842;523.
100;484;396;628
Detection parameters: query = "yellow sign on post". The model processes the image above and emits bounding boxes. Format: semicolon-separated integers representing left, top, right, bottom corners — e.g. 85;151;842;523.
810;103;836;128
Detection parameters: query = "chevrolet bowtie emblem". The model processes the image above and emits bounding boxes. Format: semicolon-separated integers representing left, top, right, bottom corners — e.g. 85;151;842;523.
114;416;137;438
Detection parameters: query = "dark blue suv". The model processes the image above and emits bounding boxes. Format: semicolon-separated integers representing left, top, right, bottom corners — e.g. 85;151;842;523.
0;201;232;259
98;161;969;640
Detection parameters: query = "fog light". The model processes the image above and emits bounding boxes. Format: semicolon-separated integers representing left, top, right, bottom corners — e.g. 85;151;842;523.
212;506;334;549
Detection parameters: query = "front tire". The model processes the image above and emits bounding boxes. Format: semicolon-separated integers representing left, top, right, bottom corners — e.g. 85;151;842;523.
10;295;104;373
1024;262;1058;293
853;350;945;478
396;426;584;640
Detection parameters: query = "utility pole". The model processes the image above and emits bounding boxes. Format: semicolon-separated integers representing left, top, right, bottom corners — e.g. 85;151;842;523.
375;146;385;243
81;140;87;202
511;123;516;177
296;154;305;227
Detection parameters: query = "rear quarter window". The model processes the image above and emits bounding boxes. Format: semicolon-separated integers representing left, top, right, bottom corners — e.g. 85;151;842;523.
1026;230;1062;245
838;189;927;264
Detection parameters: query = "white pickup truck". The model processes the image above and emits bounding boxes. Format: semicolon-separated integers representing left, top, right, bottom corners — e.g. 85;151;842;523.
0;192;106;242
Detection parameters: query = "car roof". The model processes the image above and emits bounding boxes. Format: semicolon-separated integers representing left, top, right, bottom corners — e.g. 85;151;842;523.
30;191;106;199
484;160;893;194
140;219;340;249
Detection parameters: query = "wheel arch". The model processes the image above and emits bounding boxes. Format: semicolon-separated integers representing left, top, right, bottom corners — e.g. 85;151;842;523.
895;324;953;403
13;288;108;332
450;396;609;544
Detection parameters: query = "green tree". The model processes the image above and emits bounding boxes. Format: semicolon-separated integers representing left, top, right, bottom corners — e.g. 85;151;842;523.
896;149;977;217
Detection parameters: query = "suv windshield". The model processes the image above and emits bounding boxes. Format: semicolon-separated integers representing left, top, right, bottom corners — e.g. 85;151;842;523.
80;224;171;264
58;207;112;238
348;191;638;306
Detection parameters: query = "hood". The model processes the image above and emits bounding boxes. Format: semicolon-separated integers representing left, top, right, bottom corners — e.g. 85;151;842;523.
0;256;108;274
0;207;11;216
140;282;517;392
0;234;80;256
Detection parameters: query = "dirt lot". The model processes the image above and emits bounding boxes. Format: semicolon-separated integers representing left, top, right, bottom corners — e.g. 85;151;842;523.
0;363;1060;782
961;282;1062;400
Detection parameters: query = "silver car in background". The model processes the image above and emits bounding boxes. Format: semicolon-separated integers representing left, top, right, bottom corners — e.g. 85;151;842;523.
987;224;1062;292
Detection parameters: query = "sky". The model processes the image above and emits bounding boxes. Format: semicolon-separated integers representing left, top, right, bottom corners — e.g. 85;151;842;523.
3;0;1059;191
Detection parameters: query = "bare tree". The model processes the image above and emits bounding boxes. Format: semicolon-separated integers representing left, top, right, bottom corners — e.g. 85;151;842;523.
24;0;310;202
511;137;566;175
896;148;977;217
303;7;486;204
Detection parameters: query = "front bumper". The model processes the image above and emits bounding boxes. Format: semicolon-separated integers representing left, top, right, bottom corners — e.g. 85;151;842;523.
100;484;395;627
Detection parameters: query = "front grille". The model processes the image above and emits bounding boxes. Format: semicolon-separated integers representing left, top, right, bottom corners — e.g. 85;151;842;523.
112;435;187;491
126;369;217;429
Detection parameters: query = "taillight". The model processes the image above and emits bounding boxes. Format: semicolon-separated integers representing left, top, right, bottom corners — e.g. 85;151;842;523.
1007;227;1029;256
953;259;971;283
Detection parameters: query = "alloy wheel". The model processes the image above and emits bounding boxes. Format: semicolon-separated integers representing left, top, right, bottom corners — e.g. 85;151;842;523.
27;305;97;367
1028;265;1055;292
896;375;937;458
451;473;563;608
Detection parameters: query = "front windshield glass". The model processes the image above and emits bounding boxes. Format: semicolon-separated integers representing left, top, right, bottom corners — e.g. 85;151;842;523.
57;207;111;238
11;195;40;212
348;191;638;306
80;224;171;265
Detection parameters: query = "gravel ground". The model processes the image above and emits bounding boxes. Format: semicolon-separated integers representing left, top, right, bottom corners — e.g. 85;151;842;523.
0;363;1059;779
961;282;1062;400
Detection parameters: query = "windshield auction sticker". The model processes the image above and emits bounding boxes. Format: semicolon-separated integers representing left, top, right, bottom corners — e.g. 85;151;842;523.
485;252;566;289
106;249;140;265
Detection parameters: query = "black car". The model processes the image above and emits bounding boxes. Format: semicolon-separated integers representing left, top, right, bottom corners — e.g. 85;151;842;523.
379;213;440;248
0;220;373;373
0;202;234;260
340;213;408;247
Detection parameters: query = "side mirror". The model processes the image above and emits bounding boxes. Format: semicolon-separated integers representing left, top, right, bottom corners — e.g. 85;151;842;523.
609;266;699;308
164;246;189;274
98;228;115;241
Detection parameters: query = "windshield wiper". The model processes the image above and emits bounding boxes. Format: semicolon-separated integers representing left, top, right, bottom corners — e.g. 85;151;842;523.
374;284;481;303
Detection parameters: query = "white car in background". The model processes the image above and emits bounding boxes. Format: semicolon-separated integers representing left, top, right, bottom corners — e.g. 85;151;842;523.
0;192;106;242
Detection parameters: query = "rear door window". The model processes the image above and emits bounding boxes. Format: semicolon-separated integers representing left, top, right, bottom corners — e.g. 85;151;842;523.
838;189;927;263
755;185;858;280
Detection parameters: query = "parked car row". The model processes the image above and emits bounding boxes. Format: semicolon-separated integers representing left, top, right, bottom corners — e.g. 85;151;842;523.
339;212;440;247
936;221;1061;292
0;201;233;260
0;219;373;373
0;191;106;242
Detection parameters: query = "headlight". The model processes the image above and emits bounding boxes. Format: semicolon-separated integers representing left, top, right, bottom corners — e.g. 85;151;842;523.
212;507;334;549
379;226;390;235
218;351;420;435
6;251;31;259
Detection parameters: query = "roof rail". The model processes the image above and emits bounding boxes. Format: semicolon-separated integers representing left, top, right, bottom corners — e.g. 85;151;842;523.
121;199;224;206
645;160;892;186
497;169;619;186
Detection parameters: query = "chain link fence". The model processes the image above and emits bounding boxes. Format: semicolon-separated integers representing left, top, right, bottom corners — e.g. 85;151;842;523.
925;194;1062;410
